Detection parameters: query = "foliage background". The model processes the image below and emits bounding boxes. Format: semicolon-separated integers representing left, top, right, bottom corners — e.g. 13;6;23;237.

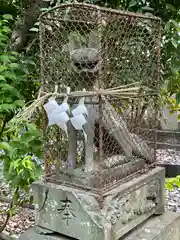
0;0;179;230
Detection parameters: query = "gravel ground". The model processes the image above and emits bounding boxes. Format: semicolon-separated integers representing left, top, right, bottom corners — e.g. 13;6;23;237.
0;201;34;238
165;187;180;213
0;181;34;238
156;148;180;165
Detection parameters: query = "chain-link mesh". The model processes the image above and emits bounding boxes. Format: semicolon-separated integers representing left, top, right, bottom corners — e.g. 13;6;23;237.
39;3;162;190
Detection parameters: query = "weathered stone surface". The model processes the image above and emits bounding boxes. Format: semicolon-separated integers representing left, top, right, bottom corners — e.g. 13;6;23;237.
32;167;165;240
123;211;180;240
20;229;68;240
20;212;180;240
52;157;146;189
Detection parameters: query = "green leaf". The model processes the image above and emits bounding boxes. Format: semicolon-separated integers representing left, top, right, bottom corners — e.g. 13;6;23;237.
128;0;137;8
3;14;13;20
166;4;176;12
10;159;21;170
21;132;37;143
26;123;39;131
141;6;154;11
164;21;171;32
174;179;180;188
0;104;16;112
8;63;19;69
170;20;180;30
2;19;9;24
3;71;17;80
176;176;180;181
29;28;39;32
0;65;7;72
13;100;24;107
0;142;13;156
171;39;178;48
168;178;176;184
176;93;180;104
0;55;11;62
167;177;180;188
22;158;33;170
26;60;36;66
0;75;5;81
2;26;11;33
165;182;174;191
20;66;29;74
0;83;19;94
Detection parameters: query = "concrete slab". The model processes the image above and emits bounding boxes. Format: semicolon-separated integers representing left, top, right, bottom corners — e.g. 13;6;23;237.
20;212;180;240
122;211;180;240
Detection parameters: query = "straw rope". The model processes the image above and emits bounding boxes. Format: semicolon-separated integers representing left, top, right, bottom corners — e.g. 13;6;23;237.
9;82;157;125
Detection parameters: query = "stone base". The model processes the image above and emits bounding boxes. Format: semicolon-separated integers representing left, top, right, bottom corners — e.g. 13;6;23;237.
20;212;180;240
32;167;165;240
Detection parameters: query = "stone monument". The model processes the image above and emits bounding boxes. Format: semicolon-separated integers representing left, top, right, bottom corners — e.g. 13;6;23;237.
20;3;167;240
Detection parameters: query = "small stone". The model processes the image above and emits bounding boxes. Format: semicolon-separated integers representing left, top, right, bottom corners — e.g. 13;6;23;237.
111;215;117;225
10;234;19;239
144;228;151;233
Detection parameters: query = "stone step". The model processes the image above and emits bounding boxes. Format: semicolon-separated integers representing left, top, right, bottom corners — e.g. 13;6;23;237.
20;211;180;240
122;211;180;240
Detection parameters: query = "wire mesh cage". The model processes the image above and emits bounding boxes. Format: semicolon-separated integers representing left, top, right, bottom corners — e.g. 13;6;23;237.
38;3;162;191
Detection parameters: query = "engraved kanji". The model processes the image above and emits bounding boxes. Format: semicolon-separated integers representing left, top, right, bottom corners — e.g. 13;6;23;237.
57;197;76;226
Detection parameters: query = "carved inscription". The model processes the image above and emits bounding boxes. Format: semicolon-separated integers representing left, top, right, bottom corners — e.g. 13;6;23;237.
57;197;76;225
103;178;160;225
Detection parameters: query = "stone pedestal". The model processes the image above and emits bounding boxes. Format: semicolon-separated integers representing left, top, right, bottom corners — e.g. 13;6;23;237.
29;167;164;240
20;211;180;240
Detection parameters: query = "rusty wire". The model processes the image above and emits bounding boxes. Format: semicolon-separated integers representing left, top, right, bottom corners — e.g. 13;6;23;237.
38;3;162;190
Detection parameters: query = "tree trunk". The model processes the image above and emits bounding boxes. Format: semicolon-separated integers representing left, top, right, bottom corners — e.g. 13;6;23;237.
11;0;50;52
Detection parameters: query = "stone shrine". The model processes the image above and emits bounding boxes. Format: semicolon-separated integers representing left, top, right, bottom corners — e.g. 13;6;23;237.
20;3;170;240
